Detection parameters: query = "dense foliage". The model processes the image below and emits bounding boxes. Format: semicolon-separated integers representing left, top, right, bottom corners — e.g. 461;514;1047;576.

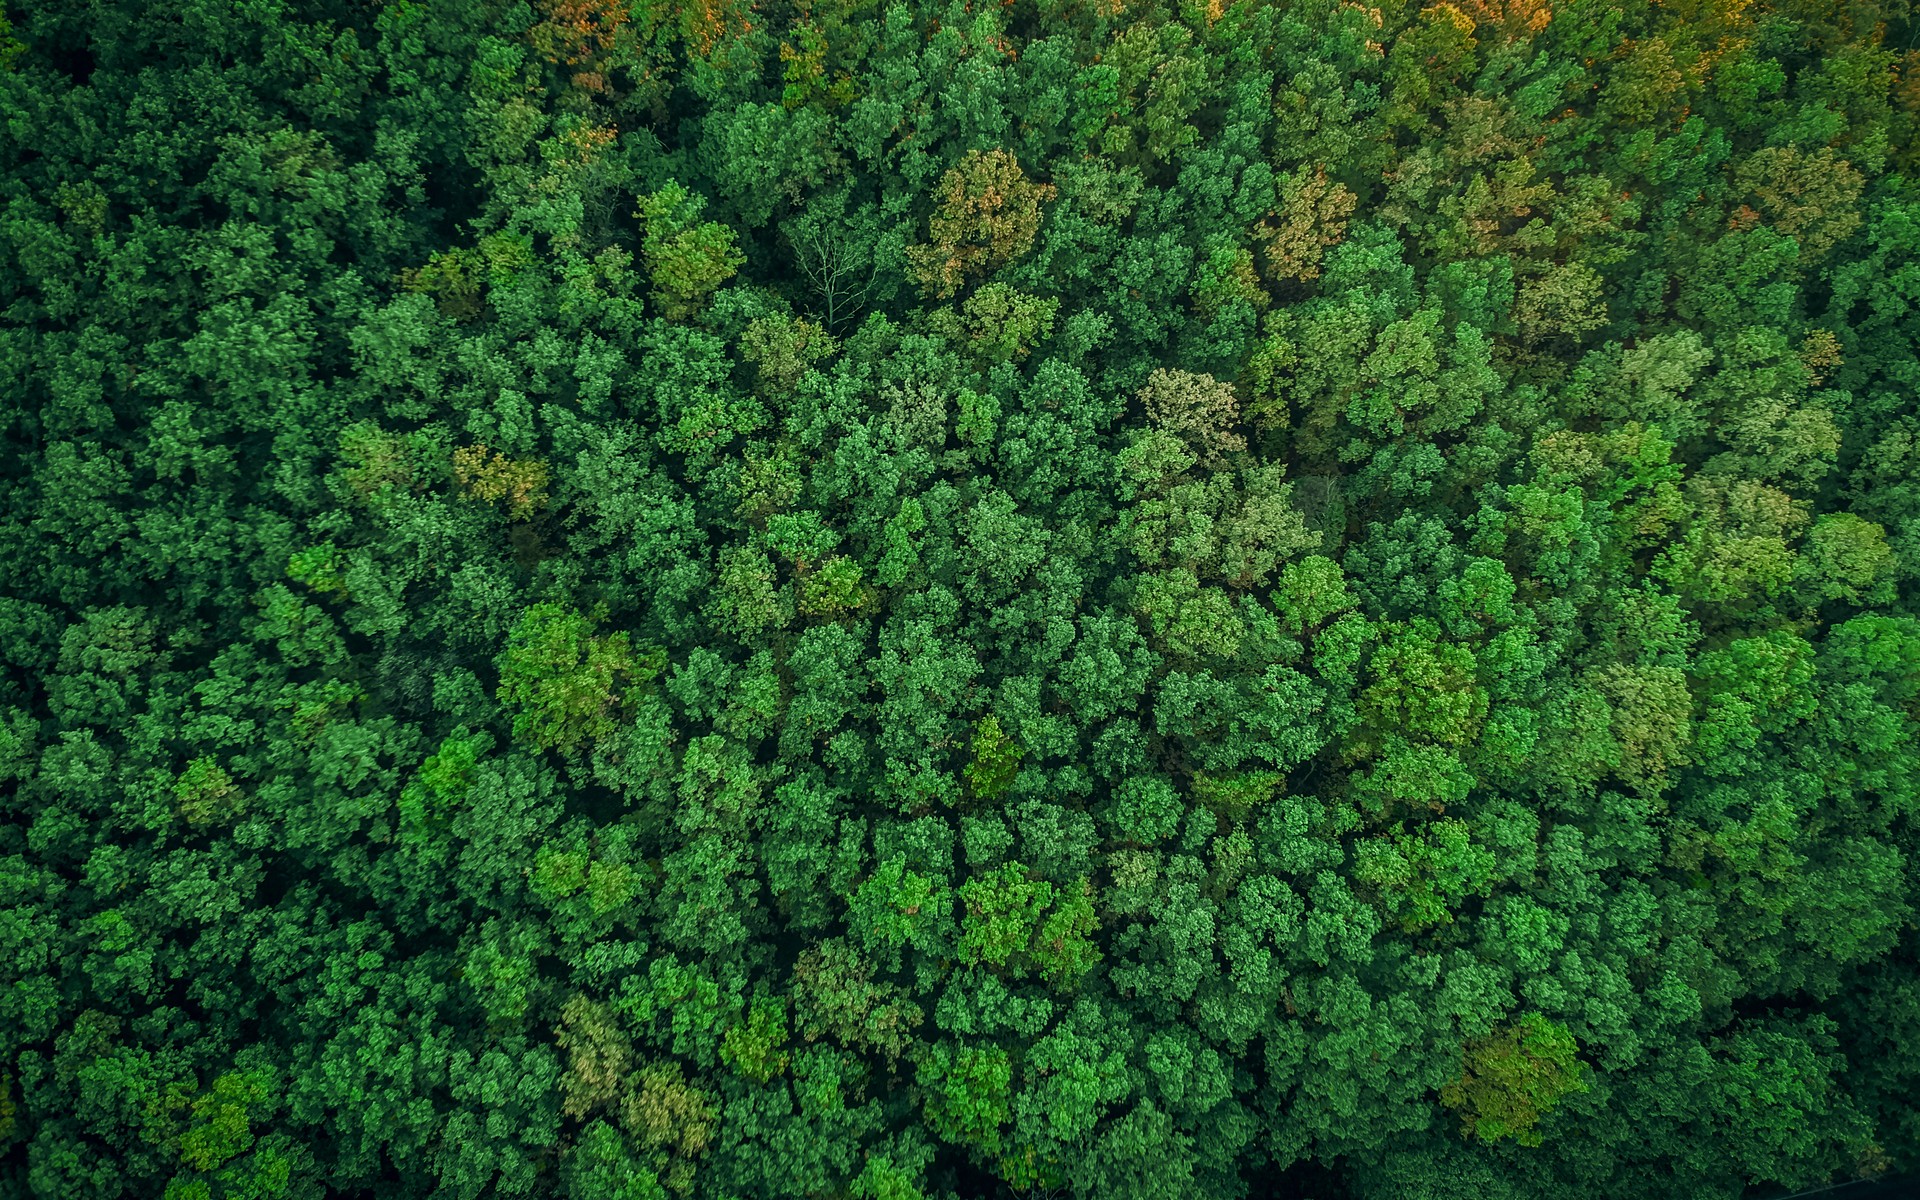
3;0;1919;1196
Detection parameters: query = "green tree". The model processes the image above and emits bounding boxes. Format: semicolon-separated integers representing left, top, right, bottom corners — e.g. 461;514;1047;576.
635;183;745;319
497;604;660;754
1440;1015;1588;1147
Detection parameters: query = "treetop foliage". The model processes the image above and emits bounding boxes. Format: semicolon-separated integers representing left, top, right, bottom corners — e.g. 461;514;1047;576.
3;0;1920;1197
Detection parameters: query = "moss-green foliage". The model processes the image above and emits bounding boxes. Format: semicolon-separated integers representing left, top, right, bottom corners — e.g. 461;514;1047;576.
636;182;745;319
452;443;551;520
962;714;1021;801
5;2;1920;1198
498;603;656;753
1441;1015;1588;1147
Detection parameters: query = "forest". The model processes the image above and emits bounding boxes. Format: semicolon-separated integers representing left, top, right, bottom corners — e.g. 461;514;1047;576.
1;0;1918;1196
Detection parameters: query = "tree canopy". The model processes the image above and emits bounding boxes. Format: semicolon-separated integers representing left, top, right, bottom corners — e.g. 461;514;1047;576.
3;0;1919;1197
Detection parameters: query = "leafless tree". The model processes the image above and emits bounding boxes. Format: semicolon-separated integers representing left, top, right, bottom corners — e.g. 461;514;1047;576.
785;214;881;334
